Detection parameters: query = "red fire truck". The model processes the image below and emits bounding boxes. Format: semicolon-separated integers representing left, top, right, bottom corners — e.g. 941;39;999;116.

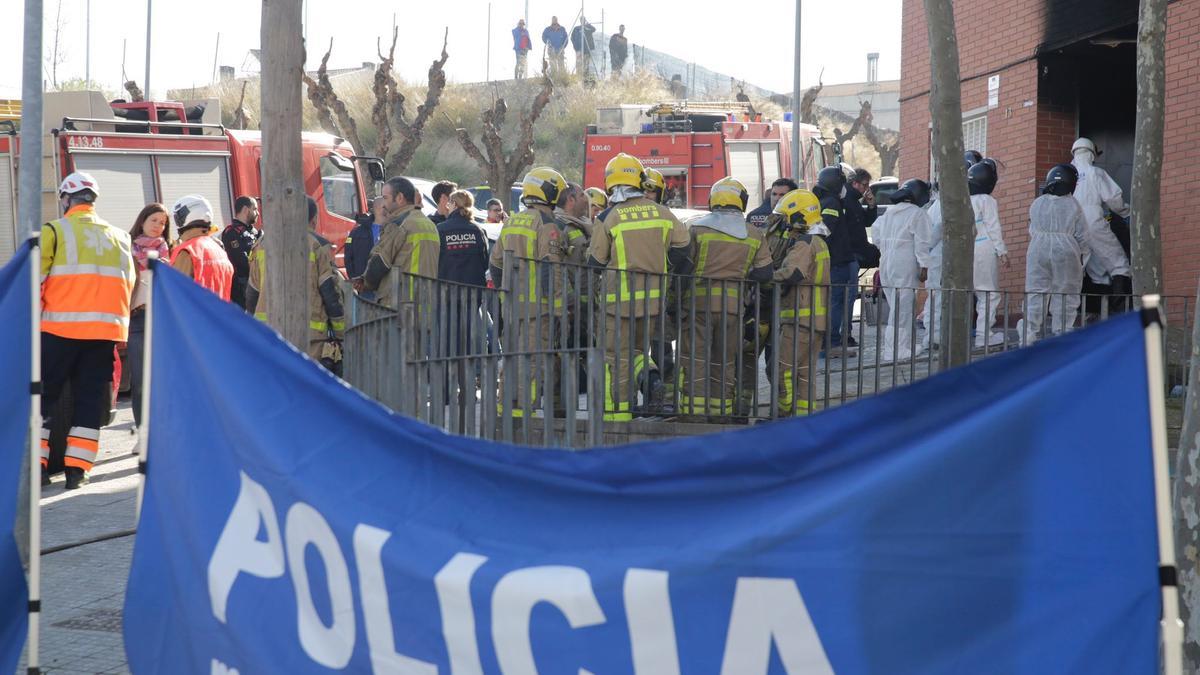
583;101;838;209
0;91;383;265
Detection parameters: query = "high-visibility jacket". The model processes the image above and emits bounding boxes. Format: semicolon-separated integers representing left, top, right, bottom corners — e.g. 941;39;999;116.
686;214;774;314
774;233;830;332
488;206;564;315
362;206;440;308
171;232;234;301
40;205;136;342
587;196;690;317
247;232;346;356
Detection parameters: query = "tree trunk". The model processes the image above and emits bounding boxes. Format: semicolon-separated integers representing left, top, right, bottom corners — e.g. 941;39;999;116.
1130;0;1168;296
1175;280;1200;670
925;0;974;369
260;0;308;350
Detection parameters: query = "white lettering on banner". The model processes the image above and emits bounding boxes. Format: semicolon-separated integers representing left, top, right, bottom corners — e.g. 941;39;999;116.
208;471;286;623
354;525;437;674
719;578;834;674
625;569;681;674
205;472;833;674
286;502;356;669
434;553;488;675
492;566;607;675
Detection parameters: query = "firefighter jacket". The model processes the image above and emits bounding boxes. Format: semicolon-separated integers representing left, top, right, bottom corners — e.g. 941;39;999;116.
39;204;136;342
774;232;830;332
685;210;774;314
246;232;346;351
488;205;565;316
361;205;440;308
815;190;854;266
171;229;234;301
587;195;691;317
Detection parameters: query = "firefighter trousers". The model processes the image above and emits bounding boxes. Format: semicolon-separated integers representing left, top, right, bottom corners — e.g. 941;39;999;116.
41;334;114;472
777;324;821;416
500;315;553;417
679;310;739;416
603;314;653;422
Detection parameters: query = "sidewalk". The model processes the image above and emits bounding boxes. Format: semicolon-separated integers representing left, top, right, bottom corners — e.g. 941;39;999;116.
21;401;138;674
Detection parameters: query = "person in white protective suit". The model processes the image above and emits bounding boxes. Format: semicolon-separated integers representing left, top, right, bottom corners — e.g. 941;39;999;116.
920;151;981;350
1018;164;1091;345
968;160;1010;348
874;179;934;362
1071;137;1131;299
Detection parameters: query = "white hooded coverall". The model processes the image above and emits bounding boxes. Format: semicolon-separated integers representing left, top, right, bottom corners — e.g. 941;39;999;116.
1022;194;1090;343
972;193;1007;346
1072;151;1129;285
921;198;943;349
875;202;933;361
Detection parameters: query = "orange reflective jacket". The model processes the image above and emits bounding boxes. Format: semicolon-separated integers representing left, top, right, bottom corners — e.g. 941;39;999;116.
40;205;136;341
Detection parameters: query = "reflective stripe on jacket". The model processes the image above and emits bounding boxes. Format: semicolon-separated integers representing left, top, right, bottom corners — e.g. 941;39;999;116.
40;205;136;341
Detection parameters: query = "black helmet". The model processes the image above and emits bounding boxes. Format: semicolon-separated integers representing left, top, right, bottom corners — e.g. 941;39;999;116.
967;161;998;196
1043;163;1079;196
814;166;845;198
890;179;932;208
963;150;983;170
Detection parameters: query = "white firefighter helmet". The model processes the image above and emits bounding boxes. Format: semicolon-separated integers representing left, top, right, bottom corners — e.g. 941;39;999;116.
59;172;100;197
1071;137;1098;157
172;194;215;230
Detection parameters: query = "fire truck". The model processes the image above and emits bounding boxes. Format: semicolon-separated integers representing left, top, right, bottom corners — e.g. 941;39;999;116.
583;101;838;209
0;91;383;265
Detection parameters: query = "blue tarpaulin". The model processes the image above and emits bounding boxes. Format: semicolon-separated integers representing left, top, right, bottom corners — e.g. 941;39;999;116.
0;244;31;673
125;262;1162;674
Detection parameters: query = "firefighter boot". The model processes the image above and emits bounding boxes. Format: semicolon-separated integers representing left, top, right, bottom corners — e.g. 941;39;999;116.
65;467;89;490
41;468;50;487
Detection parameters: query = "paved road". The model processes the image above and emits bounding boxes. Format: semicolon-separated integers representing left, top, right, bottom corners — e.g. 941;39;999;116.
20;401;138;674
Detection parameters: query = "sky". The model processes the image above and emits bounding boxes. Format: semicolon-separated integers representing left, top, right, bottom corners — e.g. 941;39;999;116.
1;0;901;99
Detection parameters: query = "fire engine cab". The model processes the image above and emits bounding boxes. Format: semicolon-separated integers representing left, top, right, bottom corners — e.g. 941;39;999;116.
0;91;383;265
583;101;837;210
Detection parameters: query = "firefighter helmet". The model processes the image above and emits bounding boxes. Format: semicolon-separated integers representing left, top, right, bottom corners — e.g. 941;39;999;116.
642;167;666;195
604;153;645;192
708;176;749;212
773;189;822;230
585;187;608;210
520;166;567;207
59;172;99;197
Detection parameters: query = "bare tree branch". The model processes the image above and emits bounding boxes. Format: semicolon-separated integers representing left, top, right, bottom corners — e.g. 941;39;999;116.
300;39;364;152
454;73;555;195
506;73;555;181
123;81;145;103
232;81;250;130
799;70;824;124
302;40;340;136
388;28;450;175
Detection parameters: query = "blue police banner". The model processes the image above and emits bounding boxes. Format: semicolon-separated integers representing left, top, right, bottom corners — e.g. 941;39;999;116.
126;262;1162;674
0;244;31;673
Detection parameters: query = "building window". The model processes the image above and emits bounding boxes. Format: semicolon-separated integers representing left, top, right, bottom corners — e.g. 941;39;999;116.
928;109;989;181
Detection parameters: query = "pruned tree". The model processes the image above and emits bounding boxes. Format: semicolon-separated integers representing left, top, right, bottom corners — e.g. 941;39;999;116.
232;81;250;130
303;31;449;176
831;100;869;148
44;0;68;90
799;72;824;124
453;72;554;195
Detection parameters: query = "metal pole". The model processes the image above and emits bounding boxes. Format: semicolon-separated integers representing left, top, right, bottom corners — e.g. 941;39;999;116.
212;33;221;85
1142;296;1184;675
525;0;529;25
486;2;491;83
791;0;802;179
21;2;44;669
144;0;153;96
86;0;91;85
135;255;155;523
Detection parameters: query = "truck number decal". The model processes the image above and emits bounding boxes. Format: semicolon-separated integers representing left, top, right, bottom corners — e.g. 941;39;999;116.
589;144;611;152
68;136;105;150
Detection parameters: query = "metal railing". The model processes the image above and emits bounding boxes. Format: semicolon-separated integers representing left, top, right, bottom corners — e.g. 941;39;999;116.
344;256;1193;440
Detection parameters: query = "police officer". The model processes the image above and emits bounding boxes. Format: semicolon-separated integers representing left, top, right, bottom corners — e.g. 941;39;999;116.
247;196;346;373
40;173;136;489
678;177;773;419
437;189;491;356
489;167;569;417
746;177;799;230
220;195;260;310
588;153;692;421
354;176;441;308
344;196;387;282
772;189;830;416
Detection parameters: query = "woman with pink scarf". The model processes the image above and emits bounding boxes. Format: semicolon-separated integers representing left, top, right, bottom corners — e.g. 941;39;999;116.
127;203;171;430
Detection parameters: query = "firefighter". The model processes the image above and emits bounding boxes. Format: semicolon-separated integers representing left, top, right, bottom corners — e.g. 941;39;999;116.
489;167;569;416
588;153;692;421
170;195;234;300
772;189;830;416
585;187;608;220
353;176;440;307
246;197;346;373
642;167;666;204
678;177;773;419
39;172;136;489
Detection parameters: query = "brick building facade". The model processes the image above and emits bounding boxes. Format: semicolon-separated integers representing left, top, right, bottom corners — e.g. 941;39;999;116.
900;0;1199;295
